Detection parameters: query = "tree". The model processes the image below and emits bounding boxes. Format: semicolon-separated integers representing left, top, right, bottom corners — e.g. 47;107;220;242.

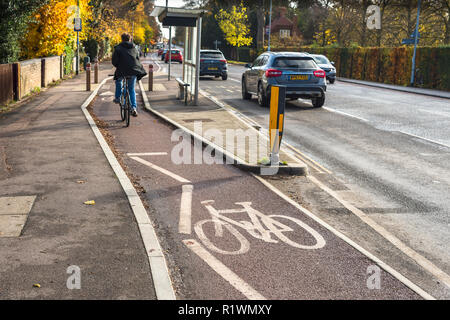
215;2;253;60
0;0;48;63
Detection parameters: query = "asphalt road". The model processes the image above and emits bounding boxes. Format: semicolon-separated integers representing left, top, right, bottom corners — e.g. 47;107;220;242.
157;54;450;293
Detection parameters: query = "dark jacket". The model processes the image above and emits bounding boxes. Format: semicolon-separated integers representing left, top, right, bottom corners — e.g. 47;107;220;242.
112;42;147;81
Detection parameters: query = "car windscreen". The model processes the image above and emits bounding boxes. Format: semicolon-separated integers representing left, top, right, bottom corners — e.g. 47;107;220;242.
272;57;317;69
312;56;330;64
201;52;224;59
171;50;180;54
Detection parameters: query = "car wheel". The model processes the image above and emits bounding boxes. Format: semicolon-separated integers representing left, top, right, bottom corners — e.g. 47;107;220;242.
329;78;335;84
242;78;251;100
257;82;269;108
222;74;228;81
312;95;325;108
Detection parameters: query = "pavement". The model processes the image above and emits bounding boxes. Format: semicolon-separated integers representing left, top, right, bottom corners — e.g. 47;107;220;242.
0;63;157;299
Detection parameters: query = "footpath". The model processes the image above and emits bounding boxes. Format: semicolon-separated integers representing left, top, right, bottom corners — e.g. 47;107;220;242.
0;63;158;299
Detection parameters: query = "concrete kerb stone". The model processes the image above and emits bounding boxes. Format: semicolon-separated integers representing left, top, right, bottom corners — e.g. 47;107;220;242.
138;80;307;176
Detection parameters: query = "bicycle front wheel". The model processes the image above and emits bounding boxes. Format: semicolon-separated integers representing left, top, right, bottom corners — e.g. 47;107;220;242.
266;215;326;250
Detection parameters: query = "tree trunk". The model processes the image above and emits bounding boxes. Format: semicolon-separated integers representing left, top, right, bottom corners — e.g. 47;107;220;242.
256;2;265;50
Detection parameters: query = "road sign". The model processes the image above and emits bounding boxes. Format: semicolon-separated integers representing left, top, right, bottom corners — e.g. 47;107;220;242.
74;18;82;32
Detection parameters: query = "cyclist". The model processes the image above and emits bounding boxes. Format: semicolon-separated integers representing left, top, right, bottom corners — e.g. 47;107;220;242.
112;33;147;117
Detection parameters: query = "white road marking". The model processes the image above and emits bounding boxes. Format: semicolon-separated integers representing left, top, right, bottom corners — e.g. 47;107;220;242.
419;108;450;118
127;152;168;157
252;174;435;300
130;156;191;183
179;184;194;235
226;89;234;93
323;107;369;122
81;78;176;300
230;78;241;83
398;131;450;149
183;239;266;300
308;174;450;291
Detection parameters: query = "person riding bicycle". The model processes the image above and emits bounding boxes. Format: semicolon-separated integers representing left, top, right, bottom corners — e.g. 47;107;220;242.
112;33;147;117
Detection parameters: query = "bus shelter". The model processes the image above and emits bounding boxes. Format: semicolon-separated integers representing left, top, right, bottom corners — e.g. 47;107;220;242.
151;6;204;105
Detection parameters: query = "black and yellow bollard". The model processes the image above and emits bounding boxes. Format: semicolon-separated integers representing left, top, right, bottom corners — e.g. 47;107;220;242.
268;85;286;165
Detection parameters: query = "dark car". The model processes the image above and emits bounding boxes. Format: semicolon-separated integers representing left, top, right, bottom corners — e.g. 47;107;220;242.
200;50;228;80
165;49;183;63
311;54;336;84
242;52;327;108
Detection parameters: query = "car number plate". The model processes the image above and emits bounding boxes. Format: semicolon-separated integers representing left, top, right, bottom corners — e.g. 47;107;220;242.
290;75;308;80
208;67;218;70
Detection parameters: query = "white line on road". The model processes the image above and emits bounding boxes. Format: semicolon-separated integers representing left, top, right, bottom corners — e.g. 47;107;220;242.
252;174;435;300
127;152;168;157
183;239;267;300
130;156;191;183
229;78;241;83
397;131;450;149
419;109;450;117
307;174;450;291
179;185;194;235
323;107;369;122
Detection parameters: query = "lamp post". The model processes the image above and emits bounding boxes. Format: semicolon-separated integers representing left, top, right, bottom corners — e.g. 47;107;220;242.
76;0;80;75
410;0;421;86
268;0;272;52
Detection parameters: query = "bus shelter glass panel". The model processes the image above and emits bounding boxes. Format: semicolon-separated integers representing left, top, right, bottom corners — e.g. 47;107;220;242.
183;25;198;100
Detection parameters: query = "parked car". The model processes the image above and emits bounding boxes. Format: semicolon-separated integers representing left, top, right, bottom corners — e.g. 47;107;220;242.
242;52;327;108
157;48;164;56
199;50;228;80
310;54;336;84
164;49;183;63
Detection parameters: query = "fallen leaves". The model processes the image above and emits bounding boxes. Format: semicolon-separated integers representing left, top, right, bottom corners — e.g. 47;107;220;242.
84;200;95;205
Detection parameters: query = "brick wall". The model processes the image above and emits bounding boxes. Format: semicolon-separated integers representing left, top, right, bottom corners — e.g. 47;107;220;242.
19;59;41;99
42;56;61;87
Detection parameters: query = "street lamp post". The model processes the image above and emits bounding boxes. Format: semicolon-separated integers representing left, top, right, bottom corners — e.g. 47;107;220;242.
76;0;80;75
268;0;272;52
410;0;421;86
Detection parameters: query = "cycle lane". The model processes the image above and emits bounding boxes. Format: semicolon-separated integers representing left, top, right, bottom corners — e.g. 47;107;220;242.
90;78;422;300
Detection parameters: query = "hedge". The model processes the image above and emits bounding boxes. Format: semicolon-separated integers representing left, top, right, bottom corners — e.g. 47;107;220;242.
269;46;450;91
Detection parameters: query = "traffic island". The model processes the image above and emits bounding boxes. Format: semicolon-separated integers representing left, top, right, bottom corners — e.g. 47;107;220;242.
139;73;308;176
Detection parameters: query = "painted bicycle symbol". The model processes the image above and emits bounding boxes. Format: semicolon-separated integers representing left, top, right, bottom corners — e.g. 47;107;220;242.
194;200;326;255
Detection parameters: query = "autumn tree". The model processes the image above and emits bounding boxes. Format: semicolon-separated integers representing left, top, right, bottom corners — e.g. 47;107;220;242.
0;0;48;63
215;2;253;60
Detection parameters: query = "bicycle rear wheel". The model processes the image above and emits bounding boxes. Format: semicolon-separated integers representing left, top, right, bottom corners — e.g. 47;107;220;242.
125;95;131;127
120;95;126;121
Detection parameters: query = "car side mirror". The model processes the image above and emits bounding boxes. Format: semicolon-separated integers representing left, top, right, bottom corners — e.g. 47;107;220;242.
245;63;252;69
331;61;335;66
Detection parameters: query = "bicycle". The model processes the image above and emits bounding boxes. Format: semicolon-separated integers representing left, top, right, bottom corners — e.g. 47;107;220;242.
194;200;326;255
118;76;133;127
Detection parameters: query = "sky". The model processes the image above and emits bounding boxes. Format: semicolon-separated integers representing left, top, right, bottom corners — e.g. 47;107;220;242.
153;0;187;39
